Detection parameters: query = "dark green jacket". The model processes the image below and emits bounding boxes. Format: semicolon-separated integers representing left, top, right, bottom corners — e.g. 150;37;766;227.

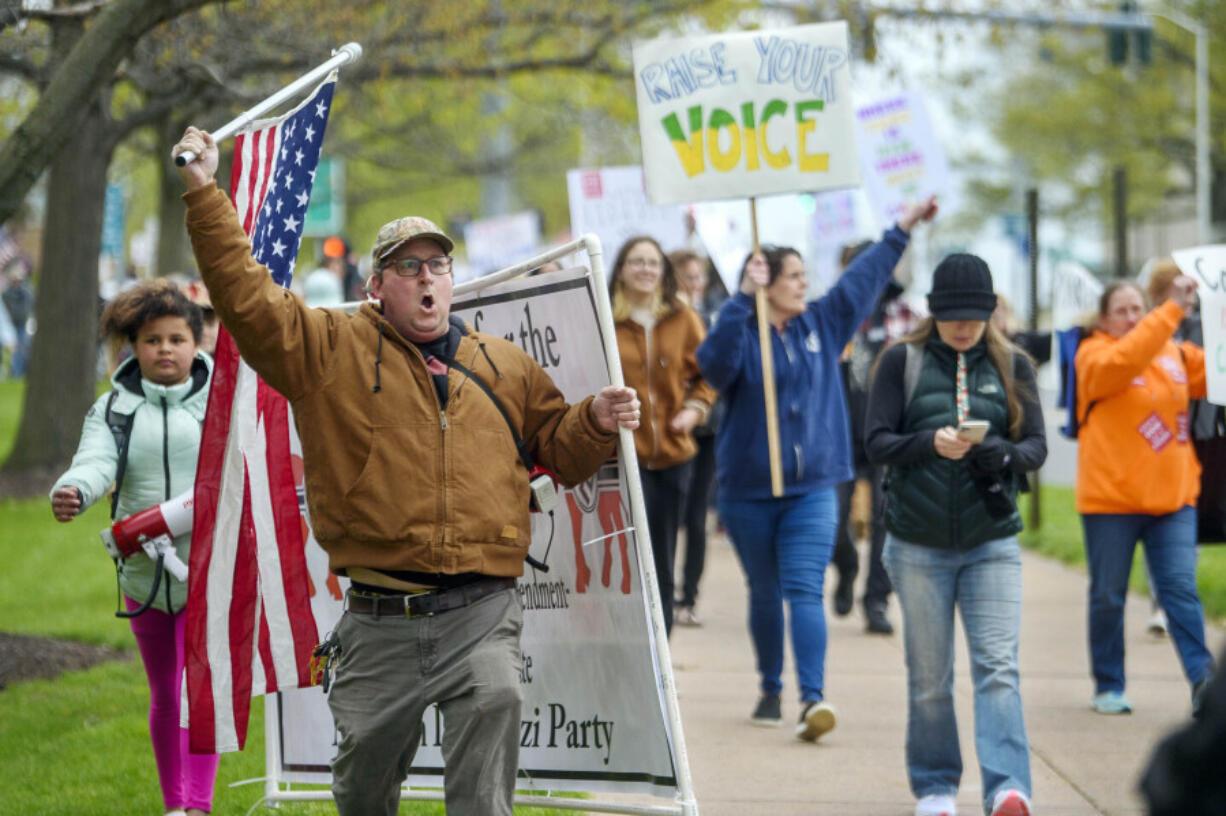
864;336;1047;550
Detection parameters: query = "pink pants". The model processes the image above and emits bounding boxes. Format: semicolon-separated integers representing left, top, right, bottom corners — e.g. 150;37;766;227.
126;597;220;812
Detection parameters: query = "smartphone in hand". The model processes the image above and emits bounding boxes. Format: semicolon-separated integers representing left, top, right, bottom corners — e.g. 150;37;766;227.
956;419;990;444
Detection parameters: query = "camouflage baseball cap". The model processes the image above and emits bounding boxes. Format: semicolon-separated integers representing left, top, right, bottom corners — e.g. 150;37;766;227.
370;216;454;264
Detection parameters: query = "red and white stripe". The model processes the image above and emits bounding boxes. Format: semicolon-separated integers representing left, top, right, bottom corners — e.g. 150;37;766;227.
186;118;321;755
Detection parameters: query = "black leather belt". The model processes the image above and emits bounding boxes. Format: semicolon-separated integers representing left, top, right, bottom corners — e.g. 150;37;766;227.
345;577;516;619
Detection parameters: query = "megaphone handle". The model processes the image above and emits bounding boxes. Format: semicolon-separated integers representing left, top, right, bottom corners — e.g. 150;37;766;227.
162;551;189;583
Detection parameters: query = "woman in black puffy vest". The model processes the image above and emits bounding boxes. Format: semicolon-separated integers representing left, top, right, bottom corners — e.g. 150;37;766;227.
864;254;1047;816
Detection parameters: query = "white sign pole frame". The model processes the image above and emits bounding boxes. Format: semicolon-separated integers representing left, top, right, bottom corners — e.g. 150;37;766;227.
256;235;698;816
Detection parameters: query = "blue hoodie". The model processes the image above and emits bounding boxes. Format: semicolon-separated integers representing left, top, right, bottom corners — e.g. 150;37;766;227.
696;226;910;502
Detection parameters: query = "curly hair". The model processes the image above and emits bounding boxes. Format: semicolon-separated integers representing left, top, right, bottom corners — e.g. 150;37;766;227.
100;278;203;344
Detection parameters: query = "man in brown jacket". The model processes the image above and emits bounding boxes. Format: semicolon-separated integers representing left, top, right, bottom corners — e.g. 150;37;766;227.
173;127;640;816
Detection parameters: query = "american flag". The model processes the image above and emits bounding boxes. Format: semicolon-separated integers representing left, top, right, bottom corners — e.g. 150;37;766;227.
186;76;336;754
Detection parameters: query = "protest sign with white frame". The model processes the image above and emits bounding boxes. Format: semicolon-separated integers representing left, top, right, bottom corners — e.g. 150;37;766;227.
261;237;698;816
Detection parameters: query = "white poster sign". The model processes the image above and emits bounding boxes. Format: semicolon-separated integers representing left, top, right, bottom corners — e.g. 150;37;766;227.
855;92;957;227
1173;245;1226;405
633;21;859;205
1051;260;1103;332
274;266;679;799
463;210;542;280
566;166;689;259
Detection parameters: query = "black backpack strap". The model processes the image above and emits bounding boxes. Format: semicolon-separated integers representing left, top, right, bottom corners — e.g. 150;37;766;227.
439;355;536;472
104;390;136;521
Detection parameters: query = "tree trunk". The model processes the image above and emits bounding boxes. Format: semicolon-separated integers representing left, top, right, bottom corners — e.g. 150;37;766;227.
155;114;194;278
2;100;113;482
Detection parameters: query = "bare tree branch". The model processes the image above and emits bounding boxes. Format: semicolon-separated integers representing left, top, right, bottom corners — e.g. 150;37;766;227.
0;0;225;224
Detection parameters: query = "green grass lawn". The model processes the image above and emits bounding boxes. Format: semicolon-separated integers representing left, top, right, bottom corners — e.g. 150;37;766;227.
0;378;576;815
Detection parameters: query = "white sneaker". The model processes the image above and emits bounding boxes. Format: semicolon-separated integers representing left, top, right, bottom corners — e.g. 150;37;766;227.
674;606;702;627
1147;608;1168;637
165;810;188;816
794;700;836;741
916;794;957;816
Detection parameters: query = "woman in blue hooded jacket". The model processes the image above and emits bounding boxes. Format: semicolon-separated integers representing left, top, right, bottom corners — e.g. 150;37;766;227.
697;196;937;741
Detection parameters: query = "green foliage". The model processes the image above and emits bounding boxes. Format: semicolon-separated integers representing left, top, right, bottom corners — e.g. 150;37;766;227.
3;0;755;269
971;1;1226;231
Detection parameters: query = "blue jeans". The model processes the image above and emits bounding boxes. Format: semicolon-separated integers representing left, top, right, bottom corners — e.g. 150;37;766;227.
1082;508;1214;693
719;489;836;702
883;534;1030;812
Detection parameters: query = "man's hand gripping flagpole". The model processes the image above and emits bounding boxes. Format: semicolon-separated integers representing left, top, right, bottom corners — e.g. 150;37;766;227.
174;42;362;168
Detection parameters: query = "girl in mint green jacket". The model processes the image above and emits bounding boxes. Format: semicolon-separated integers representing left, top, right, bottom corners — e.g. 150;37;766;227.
50;279;218;816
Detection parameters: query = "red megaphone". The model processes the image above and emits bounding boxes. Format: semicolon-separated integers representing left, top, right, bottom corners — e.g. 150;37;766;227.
100;488;195;559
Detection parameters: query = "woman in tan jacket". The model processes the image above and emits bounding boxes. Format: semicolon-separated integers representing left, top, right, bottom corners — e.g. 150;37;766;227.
610;236;716;635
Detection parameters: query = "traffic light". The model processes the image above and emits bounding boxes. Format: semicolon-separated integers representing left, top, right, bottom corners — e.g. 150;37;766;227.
1136;26;1151;65
1107;1;1150;66
1108;26;1128;65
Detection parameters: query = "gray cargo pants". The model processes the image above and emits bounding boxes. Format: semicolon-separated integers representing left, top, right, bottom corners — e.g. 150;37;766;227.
326;587;524;816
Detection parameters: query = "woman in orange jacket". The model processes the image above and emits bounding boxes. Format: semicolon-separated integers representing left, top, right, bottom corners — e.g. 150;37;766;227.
610;236;716;635
1075;275;1215;716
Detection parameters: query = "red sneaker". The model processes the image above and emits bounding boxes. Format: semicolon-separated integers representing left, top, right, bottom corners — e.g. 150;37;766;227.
990;789;1031;816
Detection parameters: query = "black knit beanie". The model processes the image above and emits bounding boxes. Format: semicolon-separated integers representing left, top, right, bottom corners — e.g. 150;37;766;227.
927;253;997;321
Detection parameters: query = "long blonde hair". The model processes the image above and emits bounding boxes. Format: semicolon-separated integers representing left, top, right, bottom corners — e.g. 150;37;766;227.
897;317;1033;440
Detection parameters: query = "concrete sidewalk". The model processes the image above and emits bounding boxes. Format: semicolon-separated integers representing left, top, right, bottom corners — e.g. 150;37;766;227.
660;535;1222;816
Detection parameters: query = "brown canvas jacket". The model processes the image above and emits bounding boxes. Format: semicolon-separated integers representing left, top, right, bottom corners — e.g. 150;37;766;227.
615;304;716;469
184;182;616;577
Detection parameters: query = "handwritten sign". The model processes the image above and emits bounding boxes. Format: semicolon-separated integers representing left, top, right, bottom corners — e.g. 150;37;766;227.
566;166;688;260
633;22;859;205
855;92;957;227
1173;244;1226;405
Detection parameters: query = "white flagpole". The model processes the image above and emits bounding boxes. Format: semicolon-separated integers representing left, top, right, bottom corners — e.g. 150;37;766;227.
175;42;363;167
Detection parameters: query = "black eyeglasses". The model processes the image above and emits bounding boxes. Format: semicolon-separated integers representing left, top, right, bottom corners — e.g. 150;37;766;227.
383;256;453;277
